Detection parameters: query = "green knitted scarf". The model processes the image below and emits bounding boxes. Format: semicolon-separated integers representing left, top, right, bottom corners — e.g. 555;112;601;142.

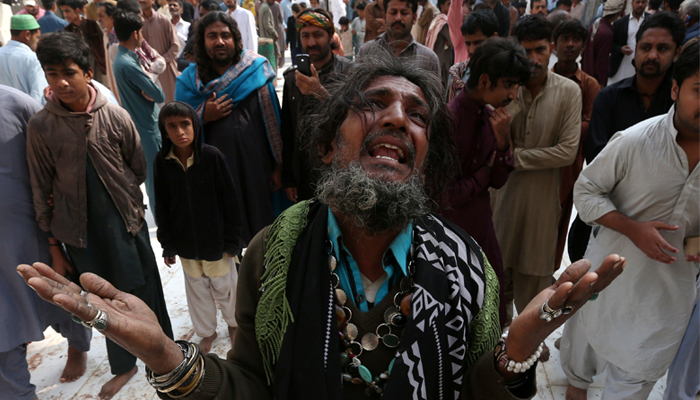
255;200;311;384
465;251;501;367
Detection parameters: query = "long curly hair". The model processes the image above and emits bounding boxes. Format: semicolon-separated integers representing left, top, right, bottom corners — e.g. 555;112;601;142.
194;11;244;84
299;49;457;204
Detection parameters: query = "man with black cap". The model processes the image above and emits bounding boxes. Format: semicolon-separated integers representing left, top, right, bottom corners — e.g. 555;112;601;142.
0;15;47;103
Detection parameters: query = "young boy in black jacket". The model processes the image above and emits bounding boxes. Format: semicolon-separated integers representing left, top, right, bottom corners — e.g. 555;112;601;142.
154;101;243;353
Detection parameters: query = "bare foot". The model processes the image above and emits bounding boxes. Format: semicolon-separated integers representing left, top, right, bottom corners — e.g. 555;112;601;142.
200;332;217;353
565;384;587;400
98;365;137;400
539;342;550;362
60;345;87;383
228;326;237;348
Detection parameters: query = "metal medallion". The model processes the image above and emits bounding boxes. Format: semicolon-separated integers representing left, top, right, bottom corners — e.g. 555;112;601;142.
346;323;359;341
361;332;379;351
335;288;347;306
329;255;337;271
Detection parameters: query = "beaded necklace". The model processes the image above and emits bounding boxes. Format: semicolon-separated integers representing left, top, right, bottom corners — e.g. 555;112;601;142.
327;236;415;398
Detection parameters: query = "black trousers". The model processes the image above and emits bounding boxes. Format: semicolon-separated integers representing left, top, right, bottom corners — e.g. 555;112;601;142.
104;267;174;375
567;215;592;263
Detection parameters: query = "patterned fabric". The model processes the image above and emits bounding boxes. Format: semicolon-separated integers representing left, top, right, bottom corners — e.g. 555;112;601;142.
258;201;501;399
107;29;118;47
447;61;469;102
135;40;159;73
296;11;334;34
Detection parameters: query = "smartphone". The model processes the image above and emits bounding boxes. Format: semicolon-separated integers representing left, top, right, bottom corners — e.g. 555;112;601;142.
296;54;312;76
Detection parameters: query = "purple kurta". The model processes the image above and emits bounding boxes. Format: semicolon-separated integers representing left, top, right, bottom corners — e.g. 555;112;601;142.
439;90;513;327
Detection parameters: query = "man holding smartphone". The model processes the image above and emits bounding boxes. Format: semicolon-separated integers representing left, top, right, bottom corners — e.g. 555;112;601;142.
281;8;352;203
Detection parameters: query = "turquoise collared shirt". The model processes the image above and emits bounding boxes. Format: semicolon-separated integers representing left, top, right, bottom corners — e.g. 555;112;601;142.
327;210;412;312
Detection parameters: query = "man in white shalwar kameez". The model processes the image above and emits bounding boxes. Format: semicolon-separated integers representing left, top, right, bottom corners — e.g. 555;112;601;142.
561;40;700;400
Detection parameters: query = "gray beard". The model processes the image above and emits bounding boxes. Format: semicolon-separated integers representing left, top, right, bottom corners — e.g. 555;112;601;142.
315;161;431;234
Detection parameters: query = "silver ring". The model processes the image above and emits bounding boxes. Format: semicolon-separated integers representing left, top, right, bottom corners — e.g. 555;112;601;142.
82;306;109;331
539;299;563;322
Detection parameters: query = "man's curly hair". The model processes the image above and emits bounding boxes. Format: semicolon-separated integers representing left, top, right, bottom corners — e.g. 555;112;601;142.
194;11;244;84
299;49;457;203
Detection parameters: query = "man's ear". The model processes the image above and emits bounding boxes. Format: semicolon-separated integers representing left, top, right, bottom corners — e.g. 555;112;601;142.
321;140;338;164
479;73;491;89
671;79;679;102
673;46;681;62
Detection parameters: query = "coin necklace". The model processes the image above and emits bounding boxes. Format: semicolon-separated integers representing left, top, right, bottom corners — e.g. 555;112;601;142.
328;236;415;397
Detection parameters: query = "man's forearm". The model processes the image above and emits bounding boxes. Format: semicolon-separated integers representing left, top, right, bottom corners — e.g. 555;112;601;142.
594;210;638;238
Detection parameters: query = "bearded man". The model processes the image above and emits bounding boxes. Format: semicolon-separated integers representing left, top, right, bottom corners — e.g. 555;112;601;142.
18;55;625;400
176;11;282;245
281;8;352;203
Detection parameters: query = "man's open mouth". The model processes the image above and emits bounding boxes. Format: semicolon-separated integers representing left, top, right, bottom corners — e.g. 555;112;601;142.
368;142;407;164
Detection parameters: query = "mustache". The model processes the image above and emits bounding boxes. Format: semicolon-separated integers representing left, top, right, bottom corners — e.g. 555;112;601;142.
391;21;405;28
642;60;661;69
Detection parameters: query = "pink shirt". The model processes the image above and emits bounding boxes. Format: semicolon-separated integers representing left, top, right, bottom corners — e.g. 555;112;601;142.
448;0;468;64
18;7;46;20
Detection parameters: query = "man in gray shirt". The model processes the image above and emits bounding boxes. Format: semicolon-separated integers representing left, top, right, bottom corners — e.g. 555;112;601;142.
358;0;440;79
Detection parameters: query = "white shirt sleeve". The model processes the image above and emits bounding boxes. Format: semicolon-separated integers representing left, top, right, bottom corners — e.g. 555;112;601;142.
246;10;259;53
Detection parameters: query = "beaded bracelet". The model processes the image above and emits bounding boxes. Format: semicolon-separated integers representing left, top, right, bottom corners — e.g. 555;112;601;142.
494;332;543;374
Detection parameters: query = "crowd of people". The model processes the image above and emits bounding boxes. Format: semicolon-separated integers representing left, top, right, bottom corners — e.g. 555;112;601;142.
0;0;698;399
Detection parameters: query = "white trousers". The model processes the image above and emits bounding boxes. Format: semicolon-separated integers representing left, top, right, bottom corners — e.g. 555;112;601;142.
183;258;238;338
664;299;700;400
560;313;658;400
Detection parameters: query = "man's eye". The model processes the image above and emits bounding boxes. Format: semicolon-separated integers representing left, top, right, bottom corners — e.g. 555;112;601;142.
410;111;428;123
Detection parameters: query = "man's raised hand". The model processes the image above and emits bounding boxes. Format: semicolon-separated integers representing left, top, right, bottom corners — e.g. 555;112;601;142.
501;255;625;380
295;64;329;100
17;263;184;375
490;107;512;152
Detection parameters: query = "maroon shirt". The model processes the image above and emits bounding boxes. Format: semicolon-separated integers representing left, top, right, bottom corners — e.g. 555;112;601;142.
582;18;614;87
439;90;513;326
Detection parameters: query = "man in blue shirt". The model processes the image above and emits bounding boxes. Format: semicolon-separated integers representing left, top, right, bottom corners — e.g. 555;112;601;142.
113;12;165;216
37;0;68;34
0;15;47;103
